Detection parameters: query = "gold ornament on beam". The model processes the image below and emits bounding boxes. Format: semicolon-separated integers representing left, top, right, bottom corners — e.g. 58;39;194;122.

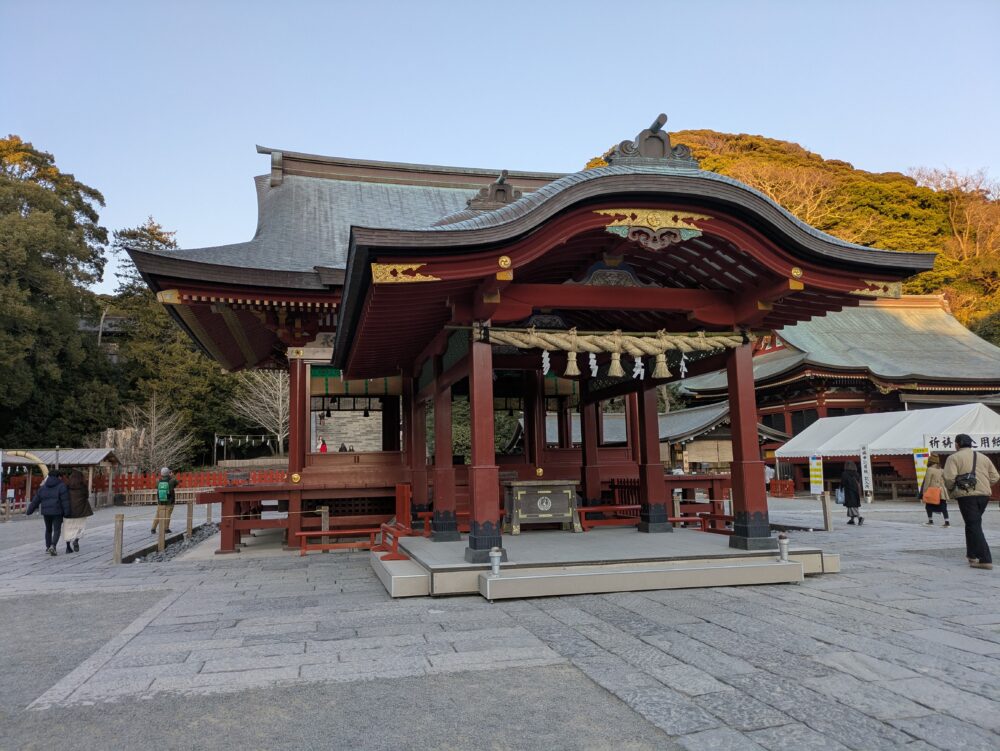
850;280;902;299
370;263;440;284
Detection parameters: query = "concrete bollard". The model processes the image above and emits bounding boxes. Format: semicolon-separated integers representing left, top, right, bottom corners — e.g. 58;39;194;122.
489;547;503;577
206;502;211;524
321;506;330;553
821;491;833;532
186;502;194;538
777;532;789;562
113;513;124;564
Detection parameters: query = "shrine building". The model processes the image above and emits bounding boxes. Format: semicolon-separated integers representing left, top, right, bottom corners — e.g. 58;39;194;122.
129;115;936;596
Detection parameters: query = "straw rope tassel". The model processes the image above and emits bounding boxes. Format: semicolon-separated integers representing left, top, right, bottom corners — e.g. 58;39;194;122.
652;353;671;379
608;330;625;378
564;328;580;377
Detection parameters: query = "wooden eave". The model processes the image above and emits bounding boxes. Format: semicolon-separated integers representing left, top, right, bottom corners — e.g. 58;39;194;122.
335;191;930;379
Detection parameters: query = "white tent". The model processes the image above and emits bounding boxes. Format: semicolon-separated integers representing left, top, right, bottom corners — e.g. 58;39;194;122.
775;403;1000;458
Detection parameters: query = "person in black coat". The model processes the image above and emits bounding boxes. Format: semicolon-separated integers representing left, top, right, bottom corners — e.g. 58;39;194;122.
26;470;72;555
841;461;864;526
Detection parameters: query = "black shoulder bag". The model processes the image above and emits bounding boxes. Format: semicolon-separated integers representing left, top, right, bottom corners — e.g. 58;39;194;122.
954;452;979;492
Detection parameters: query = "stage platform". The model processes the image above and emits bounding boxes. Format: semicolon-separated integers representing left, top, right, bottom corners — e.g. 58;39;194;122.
371;528;839;600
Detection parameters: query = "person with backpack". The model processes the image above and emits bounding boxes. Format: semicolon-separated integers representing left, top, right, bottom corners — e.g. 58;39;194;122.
26;470;71;556
151;467;179;536
944;434;1000;570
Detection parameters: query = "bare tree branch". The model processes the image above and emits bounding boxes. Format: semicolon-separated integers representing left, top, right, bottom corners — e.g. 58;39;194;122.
231;370;289;455
96;393;195;471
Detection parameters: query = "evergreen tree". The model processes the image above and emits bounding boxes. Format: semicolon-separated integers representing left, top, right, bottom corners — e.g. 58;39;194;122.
0;135;120;445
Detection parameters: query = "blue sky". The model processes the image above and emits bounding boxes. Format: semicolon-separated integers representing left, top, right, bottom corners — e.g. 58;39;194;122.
3;0;998;293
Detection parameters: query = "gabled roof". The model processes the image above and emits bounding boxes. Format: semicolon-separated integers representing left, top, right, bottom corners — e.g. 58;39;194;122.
683;296;1000;393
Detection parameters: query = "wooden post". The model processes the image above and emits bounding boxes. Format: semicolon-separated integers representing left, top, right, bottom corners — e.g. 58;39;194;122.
206;500;212;524
524;370;545;469
726;344;775;550
113;513;124;564
822;490;833;532
431;379;459;541
556;397;572;449
380;396;401;451
186;501;194;538
580;397;602;503
157;507;166;552
288;358;306;475
627;392;641;463
637;385;671;532
465;332;503;563
410;389;429;518
321;505;330;552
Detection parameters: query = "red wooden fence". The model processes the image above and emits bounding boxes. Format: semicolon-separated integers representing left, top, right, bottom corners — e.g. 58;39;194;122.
109;469;287;493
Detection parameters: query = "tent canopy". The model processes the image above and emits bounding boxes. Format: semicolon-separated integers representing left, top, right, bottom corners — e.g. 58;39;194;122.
775;403;1000;458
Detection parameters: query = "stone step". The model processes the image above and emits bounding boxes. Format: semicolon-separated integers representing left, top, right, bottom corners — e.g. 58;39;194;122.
478;559;804;600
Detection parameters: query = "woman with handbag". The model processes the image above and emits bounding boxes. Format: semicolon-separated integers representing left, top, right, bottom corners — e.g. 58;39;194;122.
920;455;950;527
62;469;94;552
841;461;864;526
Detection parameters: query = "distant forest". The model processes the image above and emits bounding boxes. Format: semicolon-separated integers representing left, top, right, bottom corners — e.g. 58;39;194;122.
592;130;1000;341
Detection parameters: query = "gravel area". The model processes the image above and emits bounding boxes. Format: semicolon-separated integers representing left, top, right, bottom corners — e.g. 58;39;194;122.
134;523;220;563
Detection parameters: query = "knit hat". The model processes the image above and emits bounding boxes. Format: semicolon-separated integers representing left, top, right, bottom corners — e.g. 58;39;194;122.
160;467;170;476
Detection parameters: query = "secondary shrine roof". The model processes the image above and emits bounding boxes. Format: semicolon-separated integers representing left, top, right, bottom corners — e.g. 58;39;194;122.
512;401;787;445
682;296;1000;392
128;148;562;290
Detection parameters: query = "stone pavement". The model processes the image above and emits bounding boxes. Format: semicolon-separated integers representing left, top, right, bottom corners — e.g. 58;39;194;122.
2;498;1000;750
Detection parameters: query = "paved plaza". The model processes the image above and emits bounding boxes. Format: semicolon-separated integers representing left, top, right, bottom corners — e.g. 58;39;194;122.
2;499;1000;750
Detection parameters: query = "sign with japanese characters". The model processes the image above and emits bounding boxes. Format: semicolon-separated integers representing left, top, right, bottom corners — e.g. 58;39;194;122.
859;445;874;497
809;455;824;496
913;447;930;490
923;434;1000;452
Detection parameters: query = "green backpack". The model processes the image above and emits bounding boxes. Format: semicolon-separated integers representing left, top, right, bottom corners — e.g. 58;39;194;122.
157;479;171;503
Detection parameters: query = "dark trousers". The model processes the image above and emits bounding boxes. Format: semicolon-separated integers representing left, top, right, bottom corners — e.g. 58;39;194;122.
957;496;992;564
925;501;949;519
43;514;63;548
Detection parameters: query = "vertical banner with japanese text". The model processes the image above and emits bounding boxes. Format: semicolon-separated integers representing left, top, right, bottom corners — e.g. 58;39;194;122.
913;447;930;490
809;455;824;496
859;445;874;501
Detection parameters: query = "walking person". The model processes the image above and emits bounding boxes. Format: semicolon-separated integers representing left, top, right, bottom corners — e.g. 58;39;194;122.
841;461;864;526
63;469;94;552
151;467;179;535
944;434;1000;570
26;470;71;556
919;455;950;527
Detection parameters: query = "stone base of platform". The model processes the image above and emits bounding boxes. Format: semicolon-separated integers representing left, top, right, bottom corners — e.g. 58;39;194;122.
370;528;838;600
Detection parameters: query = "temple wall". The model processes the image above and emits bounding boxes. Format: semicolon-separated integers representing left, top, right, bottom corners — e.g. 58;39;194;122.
313;413;384;452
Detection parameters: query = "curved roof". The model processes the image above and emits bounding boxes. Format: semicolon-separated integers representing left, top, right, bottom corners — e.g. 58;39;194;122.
349;164;935;272
683;297;1000;392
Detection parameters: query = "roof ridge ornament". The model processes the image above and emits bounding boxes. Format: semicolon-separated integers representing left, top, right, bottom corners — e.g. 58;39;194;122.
607;114;698;168
467;170;523;210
